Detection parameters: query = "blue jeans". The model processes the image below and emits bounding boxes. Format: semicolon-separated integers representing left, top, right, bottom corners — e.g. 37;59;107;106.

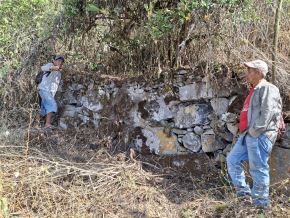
227;133;273;207
39;89;57;116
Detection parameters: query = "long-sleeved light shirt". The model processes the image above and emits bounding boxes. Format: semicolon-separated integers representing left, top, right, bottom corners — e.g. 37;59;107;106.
38;63;61;97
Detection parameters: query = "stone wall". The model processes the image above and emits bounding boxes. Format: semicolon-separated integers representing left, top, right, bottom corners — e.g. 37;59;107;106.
56;68;290;164
57;69;244;158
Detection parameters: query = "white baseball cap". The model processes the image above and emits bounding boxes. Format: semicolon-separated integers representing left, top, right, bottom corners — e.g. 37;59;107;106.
244;59;268;77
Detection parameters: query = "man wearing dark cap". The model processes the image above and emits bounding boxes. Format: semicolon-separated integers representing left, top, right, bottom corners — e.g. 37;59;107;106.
38;55;65;128
226;60;283;208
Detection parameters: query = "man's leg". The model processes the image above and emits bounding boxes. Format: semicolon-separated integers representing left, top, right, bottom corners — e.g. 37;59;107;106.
227;134;251;196
245;134;273;207
38;90;57;128
45;112;53;127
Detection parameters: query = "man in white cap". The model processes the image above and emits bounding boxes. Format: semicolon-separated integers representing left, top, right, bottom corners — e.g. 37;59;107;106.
227;60;283;208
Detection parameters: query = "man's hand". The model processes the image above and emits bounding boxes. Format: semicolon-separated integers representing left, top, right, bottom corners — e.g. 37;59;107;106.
50;66;61;71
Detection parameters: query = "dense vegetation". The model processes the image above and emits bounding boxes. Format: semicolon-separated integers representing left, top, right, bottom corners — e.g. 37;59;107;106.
0;1;290;217
0;0;290;78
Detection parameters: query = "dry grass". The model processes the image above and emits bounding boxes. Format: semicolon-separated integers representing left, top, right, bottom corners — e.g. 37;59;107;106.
0;127;289;218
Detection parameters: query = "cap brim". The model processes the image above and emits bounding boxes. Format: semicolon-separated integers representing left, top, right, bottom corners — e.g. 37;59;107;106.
243;62;256;68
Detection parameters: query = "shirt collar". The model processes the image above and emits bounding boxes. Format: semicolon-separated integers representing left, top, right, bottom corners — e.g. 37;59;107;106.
253;78;266;90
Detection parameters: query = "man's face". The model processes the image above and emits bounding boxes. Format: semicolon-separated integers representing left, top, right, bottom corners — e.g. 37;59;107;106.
245;67;261;85
53;59;63;68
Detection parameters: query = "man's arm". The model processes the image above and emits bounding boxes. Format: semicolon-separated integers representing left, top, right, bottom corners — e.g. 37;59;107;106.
41;63;60;71
248;86;276;137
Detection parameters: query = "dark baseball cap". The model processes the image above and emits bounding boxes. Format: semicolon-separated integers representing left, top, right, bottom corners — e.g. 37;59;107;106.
54;55;65;62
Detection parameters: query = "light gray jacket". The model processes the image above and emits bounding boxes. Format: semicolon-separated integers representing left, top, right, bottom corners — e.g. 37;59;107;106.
38;63;61;97
246;79;282;143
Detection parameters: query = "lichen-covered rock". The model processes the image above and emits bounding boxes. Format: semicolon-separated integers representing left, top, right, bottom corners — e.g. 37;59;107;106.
127;86;146;103
210;98;229;116
182;132;201;152
145;98;173;122
179;82;214;101
174;104;211;128
141;127;179;155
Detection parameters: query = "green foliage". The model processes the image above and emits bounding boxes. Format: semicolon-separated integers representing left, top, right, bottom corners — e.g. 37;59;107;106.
63;0;79;16
0;0;60;77
145;8;176;40
86;3;101;13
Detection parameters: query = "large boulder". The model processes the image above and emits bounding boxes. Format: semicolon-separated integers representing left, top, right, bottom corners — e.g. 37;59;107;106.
141;127;179;155
145;98;173;122
210;98;229;116
269;146;290;184
174;104;211;129
179;82;214;101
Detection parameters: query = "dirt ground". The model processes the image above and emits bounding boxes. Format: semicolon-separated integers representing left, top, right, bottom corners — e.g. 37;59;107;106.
0;128;289;218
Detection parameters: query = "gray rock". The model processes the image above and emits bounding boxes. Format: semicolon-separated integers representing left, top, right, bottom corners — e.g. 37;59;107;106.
78;114;90;124
130;106;146;128
151;98;173;122
226;123;239;136
179;82;214;101
63;91;78;105
62;105;82;117
221;112;238;123
127;86;146;103
182;132;201;152
172;160;185;167
174;104;211;128
201;130;225;152
270;146;290;183
219;131;234;142
81;96;103;112
176;143;189;154
59;118;68;129
141;127;179;155
210;98;229;116
171;128;187;135
177;70;188;75
214;153;226;163
193;126;204;135
92;113;101;128
281;125;290;149
223;144;233;155
69;83;84;91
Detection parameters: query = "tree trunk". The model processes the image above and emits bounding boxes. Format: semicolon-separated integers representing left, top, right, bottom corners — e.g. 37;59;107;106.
272;0;283;84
